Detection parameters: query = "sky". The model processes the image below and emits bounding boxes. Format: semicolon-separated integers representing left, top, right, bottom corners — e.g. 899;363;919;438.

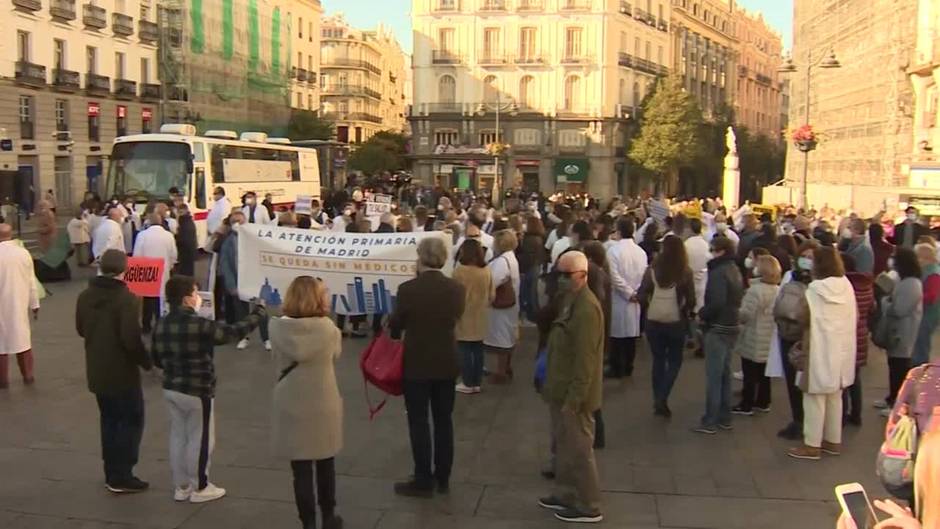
320;0;793;55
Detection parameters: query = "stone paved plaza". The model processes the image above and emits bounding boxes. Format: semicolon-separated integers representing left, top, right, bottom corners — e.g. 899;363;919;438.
0;264;899;529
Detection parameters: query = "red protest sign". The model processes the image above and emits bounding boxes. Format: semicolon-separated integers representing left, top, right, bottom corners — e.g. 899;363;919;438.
124;257;165;298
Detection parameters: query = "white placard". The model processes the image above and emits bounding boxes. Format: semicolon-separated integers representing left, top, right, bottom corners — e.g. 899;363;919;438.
365;201;393;217
295;195;313;215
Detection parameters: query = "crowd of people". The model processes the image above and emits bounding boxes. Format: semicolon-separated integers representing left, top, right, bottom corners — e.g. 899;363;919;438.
1;182;940;528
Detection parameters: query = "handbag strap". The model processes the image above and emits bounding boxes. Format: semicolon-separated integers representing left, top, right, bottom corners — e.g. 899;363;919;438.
278;361;299;382
362;377;388;421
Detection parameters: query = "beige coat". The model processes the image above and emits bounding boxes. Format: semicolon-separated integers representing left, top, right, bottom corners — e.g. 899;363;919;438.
270;316;343;461
736;281;779;363
453;264;495;342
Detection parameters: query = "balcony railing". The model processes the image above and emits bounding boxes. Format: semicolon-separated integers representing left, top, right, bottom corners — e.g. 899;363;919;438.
139;20;158;43
618;53;667;76
295;68;309;81
755;73;773;86
618;1;630;15
53;68;80;91
50;0;77;21
426;102;463;114
633;8;655;25
140;83;161;100
561;54;593;65
738;65;748;77
432;50;462;64
15;61;46;87
364;86;381;99
516;0;542;11
515;54;547;65
83;4;106;29
657;18;668;31
432;1;458;12
112;12;134;36
478;0;505;11
322;112;383;124
12;0;41;12
478;52;509;65
167;85;187;101
86;72;110;95
114;78;136;98
560;0;590;10
320;58;381;75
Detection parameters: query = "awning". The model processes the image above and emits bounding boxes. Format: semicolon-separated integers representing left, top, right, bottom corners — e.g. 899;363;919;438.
554;158;589;183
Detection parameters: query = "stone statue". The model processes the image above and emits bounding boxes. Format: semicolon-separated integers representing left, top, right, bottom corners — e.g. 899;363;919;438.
725;126;737;154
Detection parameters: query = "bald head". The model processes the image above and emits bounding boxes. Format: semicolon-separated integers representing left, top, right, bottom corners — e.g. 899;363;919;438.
558;251;588;273
0;223;12;241
108;208;124;222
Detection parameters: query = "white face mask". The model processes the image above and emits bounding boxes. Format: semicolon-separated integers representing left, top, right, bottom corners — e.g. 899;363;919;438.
246;198;256;206
716;222;728;232
798;257;812;271
841;228;854;240
907;213;918;222
744;257;754;269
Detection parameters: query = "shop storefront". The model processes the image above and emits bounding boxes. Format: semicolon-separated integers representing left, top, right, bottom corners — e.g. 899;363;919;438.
516;160;541;193
554;158;589;194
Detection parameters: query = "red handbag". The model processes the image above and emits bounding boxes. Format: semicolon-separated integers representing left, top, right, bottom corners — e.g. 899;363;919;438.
359;332;404;419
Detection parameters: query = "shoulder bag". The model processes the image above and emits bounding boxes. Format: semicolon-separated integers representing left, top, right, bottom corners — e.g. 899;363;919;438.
492;255;517;309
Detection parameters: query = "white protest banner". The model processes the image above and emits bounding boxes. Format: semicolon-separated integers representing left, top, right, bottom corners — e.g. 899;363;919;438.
648;199;670;222
236;225;452;315
365;201;393;217
295;195;313;215
374;194;392;204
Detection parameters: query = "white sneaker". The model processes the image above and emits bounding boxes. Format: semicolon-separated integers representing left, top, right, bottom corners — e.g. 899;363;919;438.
189;483;226;503
732;371;744;381
873;399;889;409
455;383;475;394
880;408;892;418
472;386;482;394
173;485;193;502
236;338;249;350
263;340;272;351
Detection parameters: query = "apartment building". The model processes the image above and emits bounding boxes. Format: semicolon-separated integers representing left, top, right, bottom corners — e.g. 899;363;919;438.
908;0;940;189
732;8;782;140
0;0;159;211
289;0;323;113
320;14;407;144
670;0;736;118
409;0;671;197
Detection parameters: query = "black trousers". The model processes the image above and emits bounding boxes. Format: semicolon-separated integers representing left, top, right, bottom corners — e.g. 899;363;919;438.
843;367;862;421
291;458;336;526
593;409;605;449
214;275;226;321
779;338;804;424
887;357;911;405
95;386;145;484
141;297;160;332
403;379;455;488
608;337;638;377
738;358;771;411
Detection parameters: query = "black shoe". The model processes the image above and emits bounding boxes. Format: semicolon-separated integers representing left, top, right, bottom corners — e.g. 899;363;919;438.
846;415;862;427
694;348;705;358
538;496;569;511
436;480;450;494
654;402;673;418
554;507;603;523
593;438;605;450
322;515;344;529
393;480;433;498
106;477;149;494
777;422;802;441
732;406;754;416
540;469;555;480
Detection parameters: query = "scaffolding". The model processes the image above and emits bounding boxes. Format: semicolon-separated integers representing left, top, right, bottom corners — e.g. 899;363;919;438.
158;0;293;134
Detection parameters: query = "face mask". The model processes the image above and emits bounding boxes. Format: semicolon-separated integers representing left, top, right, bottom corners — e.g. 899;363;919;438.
716;222;728;232
783;223;794;234
744;257;753;269
907;213;918;222
841;228;853;239
344;209;353;216
246;198;256;206
557;276;574;293
752;267;761;277
190;293;202;310
213;195;222;201
798;257;813;271
887;257;895;270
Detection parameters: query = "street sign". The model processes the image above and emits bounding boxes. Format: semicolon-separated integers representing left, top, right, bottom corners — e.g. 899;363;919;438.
0;139;12;151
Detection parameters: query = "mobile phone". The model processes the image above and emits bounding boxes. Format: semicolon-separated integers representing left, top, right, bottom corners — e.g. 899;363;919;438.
835;483;879;529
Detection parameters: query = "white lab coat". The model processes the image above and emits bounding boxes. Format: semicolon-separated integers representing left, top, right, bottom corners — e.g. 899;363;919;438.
684;234;711;312
550;236;572;265
0;240;40;355
207;196;232;235
133;225;178;290
484;252;521;349
606;238;647;338
66;218;91;244
92;218;125;259
242;204;275;225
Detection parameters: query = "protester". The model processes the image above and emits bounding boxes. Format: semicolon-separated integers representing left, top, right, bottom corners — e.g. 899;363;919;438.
638;221;660;264
485;229;521;384
733;255;781;416
220;211;271;351
913;243;940;368
0;223;39;388
44;188;57;213
175;204;198;277
36;200;57;253
75;249;151;492
67;210;91;267
134;213;179;334
787;248;857;460
262;193;277;221
519;216;547;323
876;248;924;415
605;217;647;378
92;208;126;260
152;275;266;503
269;276;344;529
839;253;875;427
870;222;895;277
389;237;465;497
892;206;930;249
207;187;232;235
685;218;710;314
453;239;494;394
840;218;874;274
694;236;743;434
242;191;275;225
637;235;695;417
538;252;604;524
581;240;611;448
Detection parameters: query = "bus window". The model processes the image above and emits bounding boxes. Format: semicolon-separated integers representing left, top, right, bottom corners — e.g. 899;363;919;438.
211;145;227;182
195;167;206;209
277;150;301;181
193;142;206;163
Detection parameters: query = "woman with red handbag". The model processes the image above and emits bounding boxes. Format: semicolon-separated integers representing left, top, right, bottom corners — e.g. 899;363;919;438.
485;230;522;383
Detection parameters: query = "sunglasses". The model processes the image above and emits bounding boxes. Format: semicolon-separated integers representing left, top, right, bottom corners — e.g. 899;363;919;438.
559;270;587;277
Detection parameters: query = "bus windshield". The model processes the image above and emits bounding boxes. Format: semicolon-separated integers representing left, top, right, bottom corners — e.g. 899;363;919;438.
107;141;192;200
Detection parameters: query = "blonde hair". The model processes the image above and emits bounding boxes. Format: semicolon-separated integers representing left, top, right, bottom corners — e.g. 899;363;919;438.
916;242;938;264
493;229;518;255
757;255;782;285
282;276;330;318
916;431;940;528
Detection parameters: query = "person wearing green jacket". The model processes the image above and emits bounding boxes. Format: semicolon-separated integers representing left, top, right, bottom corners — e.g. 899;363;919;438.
538;251;605;524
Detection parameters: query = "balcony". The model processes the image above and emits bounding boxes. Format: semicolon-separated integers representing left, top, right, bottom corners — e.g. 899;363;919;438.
52;68;80;91
112;12;133;36
114;78;136;99
657;18;668;31
167;85;187;102
618;1;630;15
738;65;748;77
755;73;773;86
15;61;46;87
140;83;161;101
515;54;547;66
50;0;77;21
85;72;110;95
478;0;505;11
295;68;309;81
83;4;106;29
426;102;463;114
12;0;41;12
323;112;383;124
560;0;590;10
633;8;655;26
364;86;381;99
619;53;667;76
432;50;462;64
478;51;510;66
560;54;593;65
432;1;458;12
139;20;158;43
516;0;542;11
320;58;381;75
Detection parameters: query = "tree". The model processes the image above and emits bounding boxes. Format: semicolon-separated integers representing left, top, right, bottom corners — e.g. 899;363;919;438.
286;109;334;141
629;75;705;194
737;129;786;202
348;130;409;175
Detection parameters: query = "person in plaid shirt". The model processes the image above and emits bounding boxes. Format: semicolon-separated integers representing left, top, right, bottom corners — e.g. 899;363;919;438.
152;275;266;504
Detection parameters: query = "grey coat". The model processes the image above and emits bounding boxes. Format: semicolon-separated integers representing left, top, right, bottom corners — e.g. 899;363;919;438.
270;316;343;460
885;277;923;359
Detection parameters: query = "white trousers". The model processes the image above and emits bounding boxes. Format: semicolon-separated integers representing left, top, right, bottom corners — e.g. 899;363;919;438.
163;389;215;491
802;391;843;448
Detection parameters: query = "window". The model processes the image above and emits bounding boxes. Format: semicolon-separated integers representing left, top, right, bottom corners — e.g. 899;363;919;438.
438;75;456;103
439;0;455;8
479;130;499;145
563;75;581;111
115;0;126;13
658;45;664;66
115;52;126;79
632;81;640;107
297;52;302;69
308;94;313;110
519;75;534;107
116;106;128;136
439;28;455;52
54;39;66;70
619;31;627;53
483;28;500;60
308;55;313;71
483;75;498;102
17;31;30;62
55;99;69;131
645;42;651;60
19;95;34;139
142;110;152;133
634;37;640;56
86;46;97;74
299;17;303;38
88;104;100;142
520;27;537;59
140;58;150;84
296;92;303;108
619;78;627;104
564;28;582;59
140;3;150;20
514;128;541;145
434;129;459;146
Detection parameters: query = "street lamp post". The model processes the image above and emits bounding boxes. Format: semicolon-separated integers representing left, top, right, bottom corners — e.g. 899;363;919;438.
477;93;518;205
778;49;841;210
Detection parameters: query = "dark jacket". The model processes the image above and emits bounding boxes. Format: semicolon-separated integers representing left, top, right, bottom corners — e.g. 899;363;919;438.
518;233;545;272
890;221;930;248
76;277;152;395
389;270;466;380
176;213;198;276
871;237;895;277
374;222;395;233
699;254;744;333
543;286;604;413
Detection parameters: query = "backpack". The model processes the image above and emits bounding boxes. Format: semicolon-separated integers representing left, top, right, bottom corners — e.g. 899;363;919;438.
359;333;404;420
773;280;808;342
872;302;899;350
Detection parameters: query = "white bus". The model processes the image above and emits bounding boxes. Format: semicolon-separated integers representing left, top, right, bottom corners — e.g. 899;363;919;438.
106;124;321;246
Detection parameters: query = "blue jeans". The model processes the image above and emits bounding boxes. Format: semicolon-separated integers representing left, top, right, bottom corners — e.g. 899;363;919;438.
519;268;540;323
96;386;145;484
459;341;485;387
912;316;938;368
701;330;736;428
646;321;687;404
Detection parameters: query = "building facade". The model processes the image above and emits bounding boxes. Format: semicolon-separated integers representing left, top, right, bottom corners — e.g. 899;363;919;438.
409;0;671;197
732;8;781;140
784;0;917;189
0;0;160;211
289;0;323;113
320;14;407;144
670;0;736;118
907;0;940;191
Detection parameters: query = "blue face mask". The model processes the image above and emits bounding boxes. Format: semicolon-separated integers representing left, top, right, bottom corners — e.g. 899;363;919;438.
798;257;813;271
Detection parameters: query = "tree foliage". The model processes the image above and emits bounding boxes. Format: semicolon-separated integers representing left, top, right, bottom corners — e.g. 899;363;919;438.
629;75;705;193
737;128;786;202
349;130;409;175
286;110;334;141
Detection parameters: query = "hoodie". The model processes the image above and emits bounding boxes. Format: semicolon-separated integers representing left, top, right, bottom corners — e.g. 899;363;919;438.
845;271;874;366
802;276;857;394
